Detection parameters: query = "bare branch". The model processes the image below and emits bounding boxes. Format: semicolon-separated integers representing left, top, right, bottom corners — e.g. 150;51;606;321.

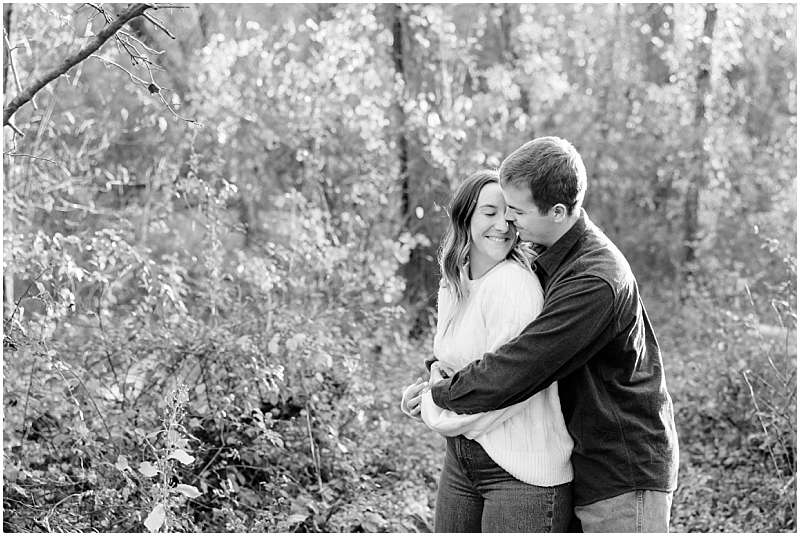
144;12;176;39
3;265;52;332
156;90;202;126
117;29;165;54
3;3;155;125
90;53;151;86
3;4;12;93
4;28;38;111
34;3;82;36
5;120;23;137
90;54;200;126
3;152;66;166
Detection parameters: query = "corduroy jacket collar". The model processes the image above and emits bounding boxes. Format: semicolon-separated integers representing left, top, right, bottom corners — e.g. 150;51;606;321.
534;208;589;280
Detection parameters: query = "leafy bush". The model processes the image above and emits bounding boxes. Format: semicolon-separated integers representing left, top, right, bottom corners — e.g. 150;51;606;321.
2;169;436;532
659;245;796;533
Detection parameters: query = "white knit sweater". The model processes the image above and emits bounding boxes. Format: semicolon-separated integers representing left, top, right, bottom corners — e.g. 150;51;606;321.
421;260;574;487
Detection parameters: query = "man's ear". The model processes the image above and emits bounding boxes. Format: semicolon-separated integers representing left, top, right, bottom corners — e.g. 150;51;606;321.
552;203;568;223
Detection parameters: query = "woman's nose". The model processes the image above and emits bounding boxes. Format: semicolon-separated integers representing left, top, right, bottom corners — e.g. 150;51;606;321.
495;217;509;232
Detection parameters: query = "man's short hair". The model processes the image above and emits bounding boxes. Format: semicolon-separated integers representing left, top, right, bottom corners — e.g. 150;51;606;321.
499;136;587;216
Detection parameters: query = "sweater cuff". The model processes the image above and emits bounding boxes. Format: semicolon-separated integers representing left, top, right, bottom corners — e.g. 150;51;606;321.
430;379;452;410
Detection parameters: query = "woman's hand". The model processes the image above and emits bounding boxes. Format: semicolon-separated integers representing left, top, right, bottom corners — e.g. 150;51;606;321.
400;377;429;421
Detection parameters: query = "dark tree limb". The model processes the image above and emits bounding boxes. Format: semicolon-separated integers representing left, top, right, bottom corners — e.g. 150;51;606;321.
3;3;12;95
3;3;157;126
391;4;409;222
681;3;717;273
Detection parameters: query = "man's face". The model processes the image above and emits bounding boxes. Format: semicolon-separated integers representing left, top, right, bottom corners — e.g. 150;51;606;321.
501;183;557;247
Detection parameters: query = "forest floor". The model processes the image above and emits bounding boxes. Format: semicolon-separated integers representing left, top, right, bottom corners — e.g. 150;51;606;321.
3;298;794;532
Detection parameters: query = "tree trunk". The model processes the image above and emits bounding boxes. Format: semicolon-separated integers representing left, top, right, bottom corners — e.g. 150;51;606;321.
391;5;410;222
3;4;11;95
584;3;622;216
3;4;13;315
681;4;717;281
497;4;530;118
390;4;445;338
640;3;674;85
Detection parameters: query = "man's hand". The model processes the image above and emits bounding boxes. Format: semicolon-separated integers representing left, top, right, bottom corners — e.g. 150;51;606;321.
430;361;454;383
400;377;430;421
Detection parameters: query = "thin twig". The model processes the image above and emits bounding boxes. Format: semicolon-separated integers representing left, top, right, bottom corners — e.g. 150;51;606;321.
4;30;25;98
90;54;151;86
744;282;783;378
4;265;52;331
305;405;324;490
117;29;165;54
48;350;112;443
20;348;38;450
5;121;24;136
3;152;66;166
45;490;93;519
35;3;82;36
742;370;783;479
55;199;103;214
92;295;124;410
143;11;176;39
155;90;202;125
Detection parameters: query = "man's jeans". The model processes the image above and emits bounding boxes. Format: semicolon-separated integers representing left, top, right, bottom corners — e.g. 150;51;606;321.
435;435;572;533
574;489;673;532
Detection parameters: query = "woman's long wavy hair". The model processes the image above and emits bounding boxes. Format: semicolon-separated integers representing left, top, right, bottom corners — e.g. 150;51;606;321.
438;169;537;335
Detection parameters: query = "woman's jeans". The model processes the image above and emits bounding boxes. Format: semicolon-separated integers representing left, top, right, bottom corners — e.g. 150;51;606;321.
435;435;572;533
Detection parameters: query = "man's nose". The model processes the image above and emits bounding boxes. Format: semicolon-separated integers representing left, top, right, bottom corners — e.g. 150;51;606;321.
504;207;516;222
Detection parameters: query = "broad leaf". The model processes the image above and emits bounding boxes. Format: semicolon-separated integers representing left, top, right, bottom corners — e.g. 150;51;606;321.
144;503;166;533
115;455;129;472
167;449;195;465
172;484;202;498
138;461;159;478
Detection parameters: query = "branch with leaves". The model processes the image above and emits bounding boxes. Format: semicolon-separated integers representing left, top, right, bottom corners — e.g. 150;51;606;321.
3;3;190;128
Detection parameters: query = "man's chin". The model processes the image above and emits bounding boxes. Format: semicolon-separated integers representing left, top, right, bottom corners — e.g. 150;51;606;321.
518;232;535;243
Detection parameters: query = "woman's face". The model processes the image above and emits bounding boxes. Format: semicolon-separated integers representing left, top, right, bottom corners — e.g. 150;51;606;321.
468;182;515;277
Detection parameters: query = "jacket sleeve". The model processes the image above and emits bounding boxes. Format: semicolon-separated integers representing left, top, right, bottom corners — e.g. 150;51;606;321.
421;265;545;435
431;273;616;414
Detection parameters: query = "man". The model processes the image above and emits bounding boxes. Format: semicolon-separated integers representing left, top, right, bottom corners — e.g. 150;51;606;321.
429;136;679;532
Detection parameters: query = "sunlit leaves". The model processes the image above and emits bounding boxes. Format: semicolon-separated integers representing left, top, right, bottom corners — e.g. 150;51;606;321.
115;455;130;472
167;449;195;465
138;462;160;478
172;484;202;498
144;503;166;532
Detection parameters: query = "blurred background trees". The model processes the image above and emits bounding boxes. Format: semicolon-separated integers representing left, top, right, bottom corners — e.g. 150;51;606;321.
3;3;795;532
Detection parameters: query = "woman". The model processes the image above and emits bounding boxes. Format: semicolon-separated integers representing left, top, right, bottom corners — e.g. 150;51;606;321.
400;170;574;532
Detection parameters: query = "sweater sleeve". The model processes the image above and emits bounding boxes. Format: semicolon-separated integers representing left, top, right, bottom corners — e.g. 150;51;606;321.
421;265;544;437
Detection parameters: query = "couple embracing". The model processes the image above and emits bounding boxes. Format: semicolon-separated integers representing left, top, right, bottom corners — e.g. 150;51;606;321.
401;137;679;533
